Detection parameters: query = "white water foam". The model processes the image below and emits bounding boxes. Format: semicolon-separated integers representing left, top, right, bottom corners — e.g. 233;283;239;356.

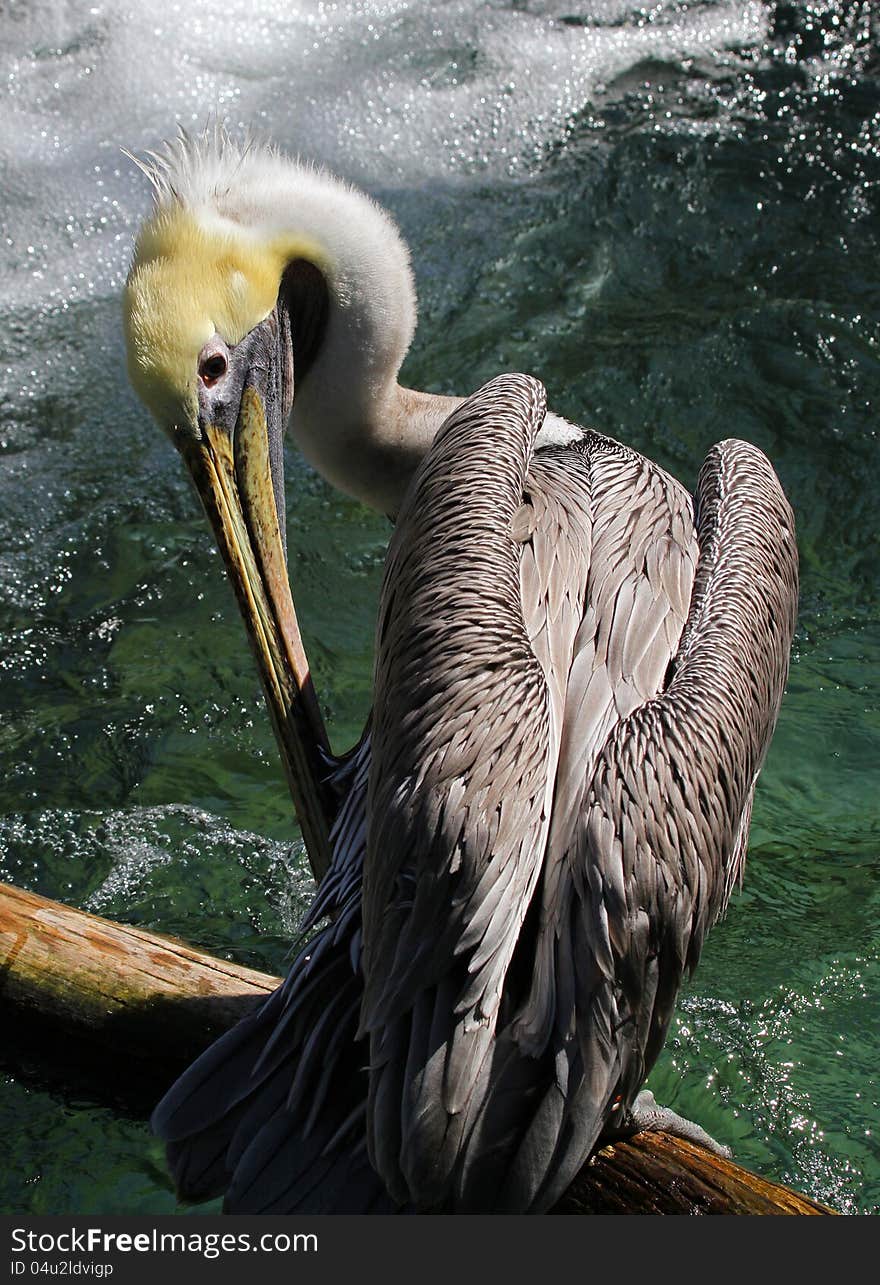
0;0;767;318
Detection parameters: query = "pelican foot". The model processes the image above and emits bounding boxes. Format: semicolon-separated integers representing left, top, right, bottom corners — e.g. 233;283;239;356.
610;1089;733;1159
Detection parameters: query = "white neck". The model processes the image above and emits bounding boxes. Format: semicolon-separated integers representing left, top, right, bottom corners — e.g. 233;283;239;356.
225;159;448;516
291;381;460;518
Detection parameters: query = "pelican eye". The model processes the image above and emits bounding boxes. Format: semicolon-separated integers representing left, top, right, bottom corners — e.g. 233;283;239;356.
199;353;228;387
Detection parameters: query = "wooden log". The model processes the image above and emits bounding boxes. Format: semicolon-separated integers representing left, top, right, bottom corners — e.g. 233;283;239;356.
0;881;277;1112
0;880;833;1214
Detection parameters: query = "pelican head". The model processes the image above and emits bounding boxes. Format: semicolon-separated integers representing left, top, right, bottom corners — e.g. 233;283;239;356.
124;128;419;507
123;129;420;875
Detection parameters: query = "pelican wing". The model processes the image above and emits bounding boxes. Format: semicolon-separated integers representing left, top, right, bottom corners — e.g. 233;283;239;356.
475;436;799;1213
361;374;562;1204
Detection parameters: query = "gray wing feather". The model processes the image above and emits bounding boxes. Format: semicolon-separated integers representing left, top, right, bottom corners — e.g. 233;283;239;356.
506;437;796;1211
361;374;558;1204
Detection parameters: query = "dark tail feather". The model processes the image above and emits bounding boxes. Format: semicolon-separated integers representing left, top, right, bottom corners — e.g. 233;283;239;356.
152;987;288;1144
222;968;393;1212
151;918;396;1211
224;1097;397;1213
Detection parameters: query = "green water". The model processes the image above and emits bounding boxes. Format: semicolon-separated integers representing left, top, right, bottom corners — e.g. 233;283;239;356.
1;1;877;1214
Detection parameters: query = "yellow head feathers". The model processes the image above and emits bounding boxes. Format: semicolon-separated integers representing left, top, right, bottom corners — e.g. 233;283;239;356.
124;203;322;430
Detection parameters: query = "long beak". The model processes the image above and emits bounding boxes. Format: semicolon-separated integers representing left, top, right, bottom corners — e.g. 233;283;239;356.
180;385;334;884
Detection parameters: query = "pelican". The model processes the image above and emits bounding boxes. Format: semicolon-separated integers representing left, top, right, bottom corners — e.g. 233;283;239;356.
123;129;798;1213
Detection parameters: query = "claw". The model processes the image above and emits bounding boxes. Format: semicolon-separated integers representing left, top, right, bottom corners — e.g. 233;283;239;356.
609;1089;733;1159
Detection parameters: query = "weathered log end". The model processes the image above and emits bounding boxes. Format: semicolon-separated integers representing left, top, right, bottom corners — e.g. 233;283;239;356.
1;881;278;1109
0;881;836;1214
552;1132;831;1215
